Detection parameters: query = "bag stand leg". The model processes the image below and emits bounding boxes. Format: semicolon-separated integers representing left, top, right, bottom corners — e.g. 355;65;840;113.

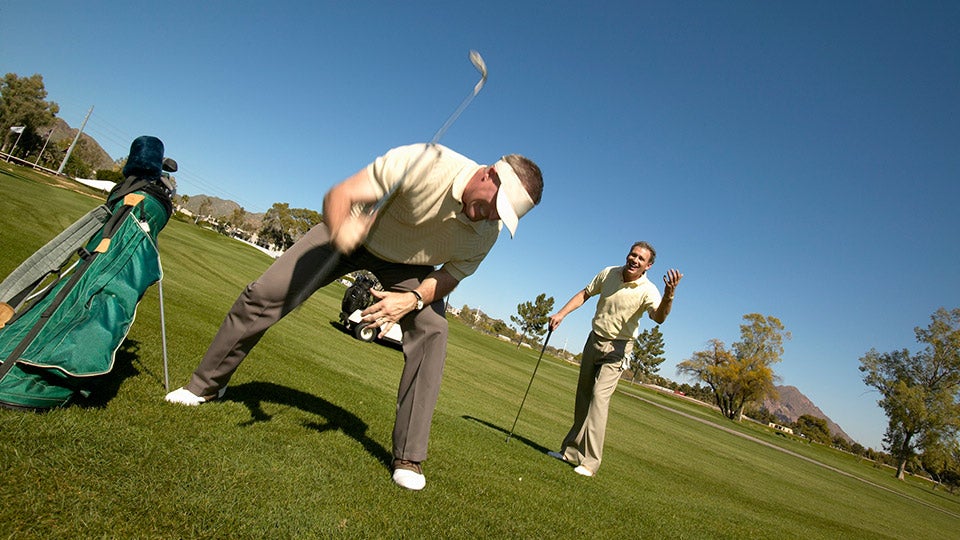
158;278;169;391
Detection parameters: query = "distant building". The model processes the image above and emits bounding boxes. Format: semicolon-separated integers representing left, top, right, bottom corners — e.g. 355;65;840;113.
769;422;794;435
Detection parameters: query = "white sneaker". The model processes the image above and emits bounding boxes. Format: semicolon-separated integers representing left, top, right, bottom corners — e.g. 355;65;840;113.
547;451;568;462
392;459;426;491
573;465;594;477
164;386;226;406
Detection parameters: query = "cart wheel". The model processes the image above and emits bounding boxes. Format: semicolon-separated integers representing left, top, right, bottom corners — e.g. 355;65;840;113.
354;322;376;342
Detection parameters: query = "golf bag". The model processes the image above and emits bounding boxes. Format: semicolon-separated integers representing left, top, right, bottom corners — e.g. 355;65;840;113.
0;136;175;409
340;272;380;315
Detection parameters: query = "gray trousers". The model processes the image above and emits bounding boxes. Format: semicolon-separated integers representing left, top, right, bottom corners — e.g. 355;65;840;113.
559;332;631;473
185;223;448;463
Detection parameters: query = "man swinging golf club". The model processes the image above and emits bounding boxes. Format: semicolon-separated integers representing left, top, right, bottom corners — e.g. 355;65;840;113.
546;241;682;477
165;143;544;491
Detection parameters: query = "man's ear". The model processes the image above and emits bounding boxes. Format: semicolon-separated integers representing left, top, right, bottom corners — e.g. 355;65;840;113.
487;166;501;185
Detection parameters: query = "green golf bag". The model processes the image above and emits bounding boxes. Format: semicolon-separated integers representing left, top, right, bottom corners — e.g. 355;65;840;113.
0;136;175;409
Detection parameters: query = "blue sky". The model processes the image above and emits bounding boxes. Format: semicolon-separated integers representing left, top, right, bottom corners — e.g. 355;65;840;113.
3;1;958;450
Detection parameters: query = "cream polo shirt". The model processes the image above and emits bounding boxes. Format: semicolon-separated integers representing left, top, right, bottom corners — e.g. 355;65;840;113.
362;143;501;282
586;266;662;340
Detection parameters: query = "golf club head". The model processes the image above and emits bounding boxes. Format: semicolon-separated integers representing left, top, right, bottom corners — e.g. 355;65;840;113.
470;50;488;94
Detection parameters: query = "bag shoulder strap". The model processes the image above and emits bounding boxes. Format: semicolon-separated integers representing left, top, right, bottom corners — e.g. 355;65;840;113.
0;205;112;310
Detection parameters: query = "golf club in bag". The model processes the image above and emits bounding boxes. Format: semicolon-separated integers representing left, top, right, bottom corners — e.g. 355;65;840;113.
506;328;553;442
290;50;489;308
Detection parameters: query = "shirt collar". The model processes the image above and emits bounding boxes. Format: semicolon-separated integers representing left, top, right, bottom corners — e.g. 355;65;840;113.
451;165;483;203
620;266;645;287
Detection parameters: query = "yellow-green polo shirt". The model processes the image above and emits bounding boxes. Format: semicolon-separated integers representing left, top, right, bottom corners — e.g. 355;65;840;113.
363;144;501;282
586;266;662;340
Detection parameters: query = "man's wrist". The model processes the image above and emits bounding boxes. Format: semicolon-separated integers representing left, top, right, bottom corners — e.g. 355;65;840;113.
410;290;424;311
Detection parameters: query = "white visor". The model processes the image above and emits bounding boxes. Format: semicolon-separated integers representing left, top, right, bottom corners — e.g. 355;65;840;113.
493;159;536;237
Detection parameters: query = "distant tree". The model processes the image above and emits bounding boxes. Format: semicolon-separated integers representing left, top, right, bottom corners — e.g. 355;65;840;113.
629;325;666;383
744;405;779;425
859;307;960;480
690;382;714;403
227;207;247;231
510;293;554;349
289;207;322;240
95;169;124;182
677;339;740;419
258;202;321;250
489;319;508;335
832;434;853;452
678;313;789;421
919;438;960;492
0;73;60;156
795;414;831;444
259;203;292;247
196;199;213;224
849;441;866;456
33;128;63;169
459;305;474;325
59;139;91;178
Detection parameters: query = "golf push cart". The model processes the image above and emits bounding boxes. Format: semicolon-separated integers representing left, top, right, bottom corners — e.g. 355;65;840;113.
339;272;402;346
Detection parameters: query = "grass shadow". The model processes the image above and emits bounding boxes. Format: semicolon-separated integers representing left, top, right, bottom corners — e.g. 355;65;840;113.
462;415;554;455
74;338;143;408
225;381;392;468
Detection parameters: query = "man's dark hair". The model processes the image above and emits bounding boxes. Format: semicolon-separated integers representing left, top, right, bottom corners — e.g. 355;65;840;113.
631;241;656;265
504;154;543;204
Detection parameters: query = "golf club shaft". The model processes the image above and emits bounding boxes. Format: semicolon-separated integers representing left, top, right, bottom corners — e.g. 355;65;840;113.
506;328;553;442
289;51;488;309
370;51;487;214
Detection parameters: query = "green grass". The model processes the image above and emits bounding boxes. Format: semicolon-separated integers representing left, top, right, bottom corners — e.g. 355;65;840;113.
1;164;959;538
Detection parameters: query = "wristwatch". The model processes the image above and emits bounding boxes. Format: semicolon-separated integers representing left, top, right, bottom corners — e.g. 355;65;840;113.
410;290;424;311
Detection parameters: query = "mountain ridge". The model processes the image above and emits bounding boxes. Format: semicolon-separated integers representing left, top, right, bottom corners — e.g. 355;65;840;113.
763;385;853;443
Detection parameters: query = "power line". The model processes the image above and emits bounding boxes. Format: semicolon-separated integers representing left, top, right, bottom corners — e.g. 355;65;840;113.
55;103;258;210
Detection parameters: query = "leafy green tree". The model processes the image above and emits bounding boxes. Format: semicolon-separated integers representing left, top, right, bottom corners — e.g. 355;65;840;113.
259;203;322;250
0;73;60;157
95;169;124;182
678;313;789;421
629;325;666;383
510;293;554;349
677;339;740;419
228;207;247;231
289;207;322;239
920;437;960;492
744;405;780;426
59;139;91;178
859;307;960;480
832;434;853;452
489;319;508;335
795;414;831;444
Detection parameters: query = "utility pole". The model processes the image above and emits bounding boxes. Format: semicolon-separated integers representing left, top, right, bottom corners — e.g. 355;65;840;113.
57;105;93;175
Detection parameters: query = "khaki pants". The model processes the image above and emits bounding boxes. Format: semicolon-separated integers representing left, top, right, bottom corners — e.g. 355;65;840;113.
184;223;447;462
559;332;631;473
